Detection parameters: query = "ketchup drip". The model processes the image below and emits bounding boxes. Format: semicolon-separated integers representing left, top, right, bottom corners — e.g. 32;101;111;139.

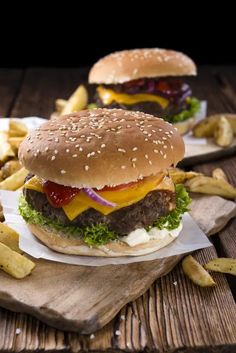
43;181;80;208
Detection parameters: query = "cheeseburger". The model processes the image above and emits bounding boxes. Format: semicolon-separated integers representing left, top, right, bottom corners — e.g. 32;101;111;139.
89;49;200;134
18;109;190;257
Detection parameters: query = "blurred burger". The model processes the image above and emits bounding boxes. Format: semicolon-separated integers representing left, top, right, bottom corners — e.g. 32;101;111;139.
89;49;200;135
18;108;190;257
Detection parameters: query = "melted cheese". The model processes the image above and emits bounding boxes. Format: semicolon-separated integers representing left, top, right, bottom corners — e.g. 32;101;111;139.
97;86;169;108
23;173;174;221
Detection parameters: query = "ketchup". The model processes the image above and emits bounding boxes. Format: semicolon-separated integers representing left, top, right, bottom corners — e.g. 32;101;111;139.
43;181;80;208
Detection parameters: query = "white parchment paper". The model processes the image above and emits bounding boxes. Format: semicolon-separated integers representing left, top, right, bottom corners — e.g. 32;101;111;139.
0;190;212;266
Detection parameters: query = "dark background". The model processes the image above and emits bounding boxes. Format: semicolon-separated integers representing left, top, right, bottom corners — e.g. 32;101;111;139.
1;4;235;68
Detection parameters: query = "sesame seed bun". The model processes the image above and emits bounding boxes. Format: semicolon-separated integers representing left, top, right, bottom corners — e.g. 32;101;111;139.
89;49;197;85
28;223;179;257
19;108;184;189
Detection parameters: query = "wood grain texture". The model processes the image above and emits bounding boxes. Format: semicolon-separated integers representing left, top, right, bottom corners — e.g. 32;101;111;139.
0;66;236;352
0;69;23;117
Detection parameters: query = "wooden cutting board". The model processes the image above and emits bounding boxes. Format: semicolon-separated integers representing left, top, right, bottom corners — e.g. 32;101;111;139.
0;195;235;334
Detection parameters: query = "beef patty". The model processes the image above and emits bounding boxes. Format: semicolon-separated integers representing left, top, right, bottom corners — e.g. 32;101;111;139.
24;188;175;235
95;97;188;119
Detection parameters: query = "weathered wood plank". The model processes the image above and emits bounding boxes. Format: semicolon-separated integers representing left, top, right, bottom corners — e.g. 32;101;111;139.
10;68;90;118
0;69;23;117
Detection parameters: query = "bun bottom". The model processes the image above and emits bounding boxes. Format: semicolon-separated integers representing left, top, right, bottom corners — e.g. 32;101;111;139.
28;224;178;257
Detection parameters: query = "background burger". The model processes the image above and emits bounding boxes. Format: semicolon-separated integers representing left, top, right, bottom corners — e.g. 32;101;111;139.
18;108;190;257
89;49;201;135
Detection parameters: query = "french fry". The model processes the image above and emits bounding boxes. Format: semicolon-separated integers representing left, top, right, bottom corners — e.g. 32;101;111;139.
0;242;35;279
9;119;28;137
1;160;21;179
61;85;88;115
214;116;233;147
0;167;28;191
182;255;216;287
204;258;236;276
193;114;236;138
8;137;25;153
0;222;23;254
212;168;228;182
168;168;202;184
185;175;236;199
0;132;15;164
55;98;67;113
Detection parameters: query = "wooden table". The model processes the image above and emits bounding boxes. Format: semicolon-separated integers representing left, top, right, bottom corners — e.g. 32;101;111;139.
0;66;236;352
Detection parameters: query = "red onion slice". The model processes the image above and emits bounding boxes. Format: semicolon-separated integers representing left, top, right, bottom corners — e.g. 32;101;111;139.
83;188;117;208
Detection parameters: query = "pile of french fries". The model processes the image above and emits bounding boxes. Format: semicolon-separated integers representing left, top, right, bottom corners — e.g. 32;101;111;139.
0;222;35;279
169;167;236;199
52;84;89;119
0;119;28;191
193;113;236;147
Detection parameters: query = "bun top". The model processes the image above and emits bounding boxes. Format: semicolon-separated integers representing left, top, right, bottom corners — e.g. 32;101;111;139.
89;48;197;85
19;109;185;189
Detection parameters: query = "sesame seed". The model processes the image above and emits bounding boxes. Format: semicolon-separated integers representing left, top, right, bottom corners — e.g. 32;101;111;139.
60;170;66;174
170;145;174;149
54;150;58;154
72;154;77;158
121;165;126;169
164;154;167;159
36;149;40;153
101;143;106;148
75;144;80;148
132;147;138;151
131;158;137;162
66;149;70;153
79;147;83;151
160;150;163;155
149;160;152;165
51;156;56;161
158;129;163;132
45;147;49;151
145;154;149;159
163;145;167;149
26;148;31;152
162;137;167;140
84;165;89;171
154;149;159;153
97;150;101;154
115;330;121;336
132;163;136;168
34;153;38;157
118;148;126;153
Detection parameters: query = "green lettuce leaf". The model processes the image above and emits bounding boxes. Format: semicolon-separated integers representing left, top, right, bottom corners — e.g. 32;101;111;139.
87;103;98;109
153;184;191;231
166;97;200;123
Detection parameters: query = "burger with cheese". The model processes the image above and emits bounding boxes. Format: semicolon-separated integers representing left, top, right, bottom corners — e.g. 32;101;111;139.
89;48;200;135
18;108;190;257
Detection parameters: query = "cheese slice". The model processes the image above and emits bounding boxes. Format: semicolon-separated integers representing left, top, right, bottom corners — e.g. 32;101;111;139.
97;86;169;108
23;173;174;221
